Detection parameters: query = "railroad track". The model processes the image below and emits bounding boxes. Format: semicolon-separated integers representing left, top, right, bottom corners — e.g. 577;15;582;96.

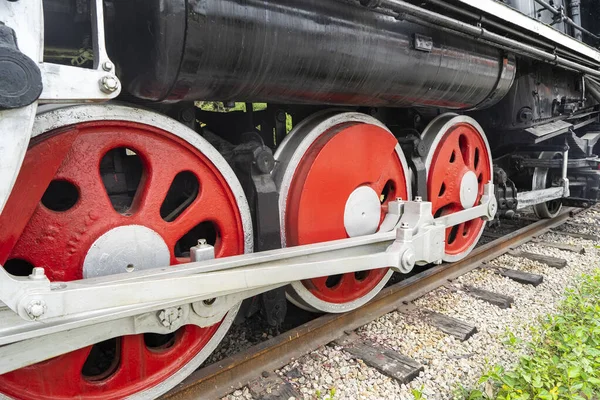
162;207;583;400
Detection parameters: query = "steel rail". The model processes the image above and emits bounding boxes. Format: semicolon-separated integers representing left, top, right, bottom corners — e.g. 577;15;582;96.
161;207;578;400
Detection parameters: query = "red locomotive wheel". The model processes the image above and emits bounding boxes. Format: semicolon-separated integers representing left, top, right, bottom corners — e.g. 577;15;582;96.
0;106;251;399
274;112;411;313
422;114;492;262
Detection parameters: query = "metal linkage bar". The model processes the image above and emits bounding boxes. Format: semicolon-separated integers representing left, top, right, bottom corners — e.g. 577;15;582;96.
517;146;570;209
0;283;285;375
517;187;567;209
0;186;496;349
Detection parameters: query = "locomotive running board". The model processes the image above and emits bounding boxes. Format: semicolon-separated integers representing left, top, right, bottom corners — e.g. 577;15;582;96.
449;0;600;63
0;186;497;366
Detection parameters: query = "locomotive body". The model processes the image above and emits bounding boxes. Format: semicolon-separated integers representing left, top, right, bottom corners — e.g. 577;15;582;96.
0;0;599;398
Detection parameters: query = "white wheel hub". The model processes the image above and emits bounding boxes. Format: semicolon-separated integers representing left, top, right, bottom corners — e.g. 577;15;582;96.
459;170;479;209
83;225;170;278
344;186;381;237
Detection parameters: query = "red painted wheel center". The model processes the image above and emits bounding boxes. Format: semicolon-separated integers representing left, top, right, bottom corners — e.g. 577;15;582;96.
0;121;246;399
427;122;492;257
285;122;409;304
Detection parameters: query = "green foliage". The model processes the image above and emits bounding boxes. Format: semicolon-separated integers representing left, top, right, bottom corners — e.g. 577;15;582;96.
196;102;267;112
195;102;293;137
466;270;600;400
412;385;425;399
313;387;337;399
504;329;523;348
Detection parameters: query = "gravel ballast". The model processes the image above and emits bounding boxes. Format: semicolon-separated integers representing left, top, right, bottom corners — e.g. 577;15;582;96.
221;207;600;399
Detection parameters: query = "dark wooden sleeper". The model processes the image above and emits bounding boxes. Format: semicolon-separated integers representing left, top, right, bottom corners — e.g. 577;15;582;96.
499;268;544;287
532;239;585;254
334;332;423;384
508;250;567;269
248;373;302;400
421;310;477;342
462;285;514;309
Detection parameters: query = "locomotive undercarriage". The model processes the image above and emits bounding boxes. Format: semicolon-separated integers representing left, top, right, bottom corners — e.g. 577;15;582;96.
2;0;600;398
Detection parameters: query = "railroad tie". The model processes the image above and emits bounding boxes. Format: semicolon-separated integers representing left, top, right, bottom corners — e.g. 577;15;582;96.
334;332;423;384
248;372;302;400
420;310;477;342
531;239;585;254
550;228;600;242
462;285;514;309
508;249;567;269
498;268;544;287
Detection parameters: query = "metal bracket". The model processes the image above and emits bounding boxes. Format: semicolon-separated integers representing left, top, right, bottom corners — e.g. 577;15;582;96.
38;0;121;102
397;132;428;200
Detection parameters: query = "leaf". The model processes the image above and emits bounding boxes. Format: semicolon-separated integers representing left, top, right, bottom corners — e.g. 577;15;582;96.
536;390;552;400
567;366;581;379
588;377;600;385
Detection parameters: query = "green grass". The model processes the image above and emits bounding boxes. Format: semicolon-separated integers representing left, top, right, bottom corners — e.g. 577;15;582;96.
464;270;600;400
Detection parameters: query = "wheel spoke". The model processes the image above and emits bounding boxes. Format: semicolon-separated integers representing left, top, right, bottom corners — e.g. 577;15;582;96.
308;276;332;294
133;163;183;225
0;130;80;263
112;335;148;383
434;196;455;216
165;190;240;257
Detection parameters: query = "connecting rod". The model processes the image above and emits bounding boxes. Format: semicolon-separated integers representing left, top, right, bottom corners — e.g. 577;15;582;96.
0;186;496;343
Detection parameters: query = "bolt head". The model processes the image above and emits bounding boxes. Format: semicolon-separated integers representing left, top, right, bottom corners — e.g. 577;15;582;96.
102;61;114;71
100;76;119;93
400;249;416;272
395;197;403;202
180;108;195;123
29;267;46;280
253;146;275;174
414;196;423;202
400;222;410;229
158;307;183;330
488;200;497;217
26;300;47;319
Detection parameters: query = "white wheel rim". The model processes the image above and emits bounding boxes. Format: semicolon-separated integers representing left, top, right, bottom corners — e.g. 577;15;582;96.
274;111;411;313
12;104;253;400
421;114;492;262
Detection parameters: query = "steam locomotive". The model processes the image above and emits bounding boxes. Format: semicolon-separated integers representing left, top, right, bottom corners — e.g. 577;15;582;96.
0;0;599;398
